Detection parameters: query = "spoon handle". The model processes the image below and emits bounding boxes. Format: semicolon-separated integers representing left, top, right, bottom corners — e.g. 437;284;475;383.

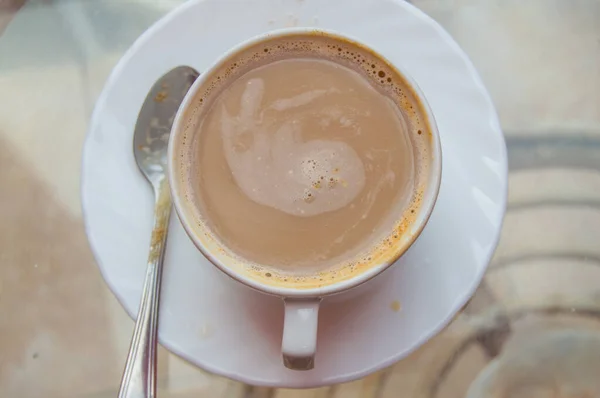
119;179;171;398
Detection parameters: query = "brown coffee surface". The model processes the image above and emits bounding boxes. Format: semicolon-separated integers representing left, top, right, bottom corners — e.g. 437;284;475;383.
195;56;414;272
177;34;433;283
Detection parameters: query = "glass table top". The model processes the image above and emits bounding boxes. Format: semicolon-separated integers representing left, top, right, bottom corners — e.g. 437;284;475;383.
1;1;599;397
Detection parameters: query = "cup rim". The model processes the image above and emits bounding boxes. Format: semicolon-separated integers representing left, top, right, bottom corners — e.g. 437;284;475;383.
168;27;442;298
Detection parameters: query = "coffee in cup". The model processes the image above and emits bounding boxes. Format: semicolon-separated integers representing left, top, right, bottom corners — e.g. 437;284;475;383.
169;29;441;370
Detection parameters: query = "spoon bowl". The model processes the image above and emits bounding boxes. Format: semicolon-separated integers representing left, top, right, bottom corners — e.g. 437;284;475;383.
133;66;199;183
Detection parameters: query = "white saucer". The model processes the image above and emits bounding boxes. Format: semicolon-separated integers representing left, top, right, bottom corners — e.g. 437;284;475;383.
82;0;507;388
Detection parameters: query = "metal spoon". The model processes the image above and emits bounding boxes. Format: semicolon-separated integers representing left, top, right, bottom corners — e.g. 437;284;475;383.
119;66;199;398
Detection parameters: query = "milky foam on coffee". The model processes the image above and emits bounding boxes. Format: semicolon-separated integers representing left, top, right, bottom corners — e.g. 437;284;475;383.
174;32;434;288
221;76;366;217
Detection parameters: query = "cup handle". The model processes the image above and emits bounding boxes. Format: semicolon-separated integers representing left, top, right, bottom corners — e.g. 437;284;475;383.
281;298;321;371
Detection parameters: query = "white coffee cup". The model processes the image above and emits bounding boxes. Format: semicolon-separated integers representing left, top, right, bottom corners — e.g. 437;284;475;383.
168;28;442;371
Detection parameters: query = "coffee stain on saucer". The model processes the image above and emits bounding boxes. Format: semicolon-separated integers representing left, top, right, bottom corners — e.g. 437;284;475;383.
390;300;401;312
